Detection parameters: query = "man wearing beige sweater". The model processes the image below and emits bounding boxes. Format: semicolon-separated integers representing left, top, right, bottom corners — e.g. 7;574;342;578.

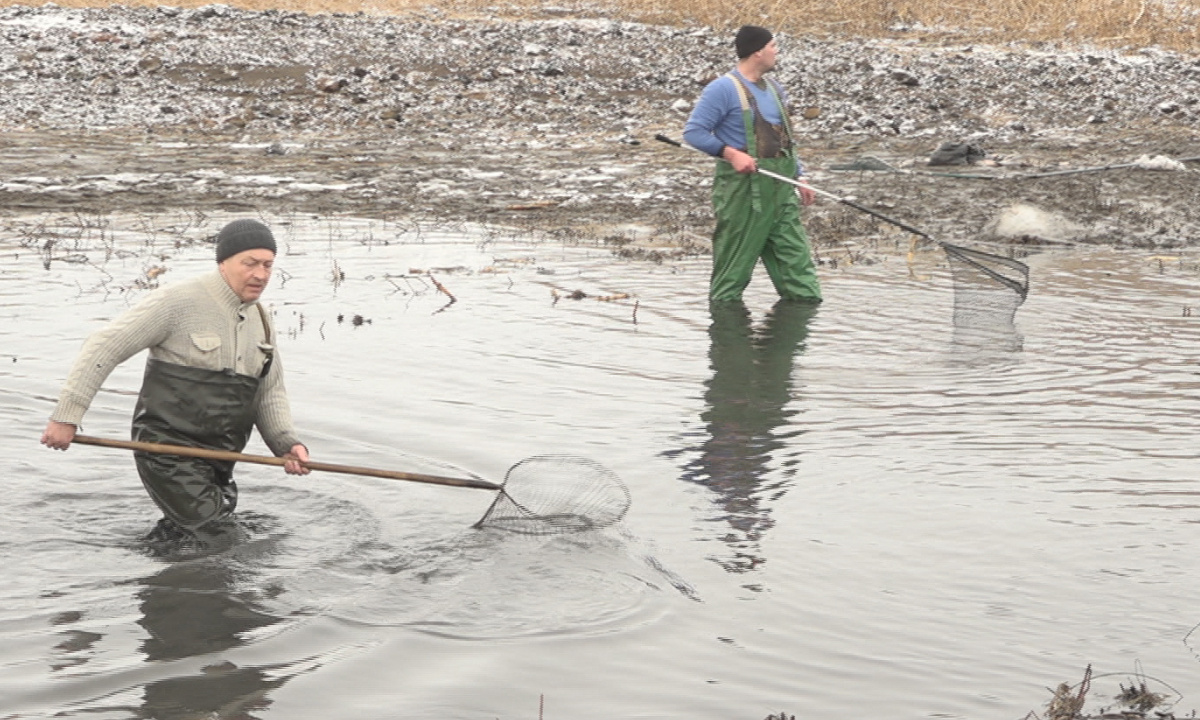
41;218;310;546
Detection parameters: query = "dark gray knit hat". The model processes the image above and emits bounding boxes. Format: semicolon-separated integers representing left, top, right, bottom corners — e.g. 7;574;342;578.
735;25;773;59
215;219;277;263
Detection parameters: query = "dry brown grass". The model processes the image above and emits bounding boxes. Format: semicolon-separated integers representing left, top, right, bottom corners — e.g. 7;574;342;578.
2;0;1197;52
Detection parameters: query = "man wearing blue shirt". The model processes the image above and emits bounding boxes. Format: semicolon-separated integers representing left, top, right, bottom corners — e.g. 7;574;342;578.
683;25;822;304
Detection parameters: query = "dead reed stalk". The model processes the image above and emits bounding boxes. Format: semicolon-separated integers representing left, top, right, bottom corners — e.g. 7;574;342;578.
2;0;1195;52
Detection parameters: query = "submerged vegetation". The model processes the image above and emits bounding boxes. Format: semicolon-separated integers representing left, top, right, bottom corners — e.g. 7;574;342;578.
2;0;1198;52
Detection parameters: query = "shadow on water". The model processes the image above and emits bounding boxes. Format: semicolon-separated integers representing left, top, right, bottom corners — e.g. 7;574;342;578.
670;299;819;574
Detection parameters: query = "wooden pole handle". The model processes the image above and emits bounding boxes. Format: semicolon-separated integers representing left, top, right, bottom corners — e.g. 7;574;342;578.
72;434;502;490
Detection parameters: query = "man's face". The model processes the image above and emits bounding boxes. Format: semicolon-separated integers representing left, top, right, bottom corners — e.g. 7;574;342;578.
219;248;275;303
758;38;779;71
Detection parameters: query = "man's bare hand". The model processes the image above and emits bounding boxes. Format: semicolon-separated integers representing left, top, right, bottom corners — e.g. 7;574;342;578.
797;180;816;206
722;147;758;174
283;444;311;475
41;421;77;450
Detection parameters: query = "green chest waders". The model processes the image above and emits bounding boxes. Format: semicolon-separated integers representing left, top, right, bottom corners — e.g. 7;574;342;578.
709;74;822;303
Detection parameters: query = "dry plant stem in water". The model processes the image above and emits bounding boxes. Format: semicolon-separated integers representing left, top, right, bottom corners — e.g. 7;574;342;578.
1046;664;1091;720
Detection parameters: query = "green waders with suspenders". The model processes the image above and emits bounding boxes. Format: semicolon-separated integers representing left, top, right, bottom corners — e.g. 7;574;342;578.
710;72;822;303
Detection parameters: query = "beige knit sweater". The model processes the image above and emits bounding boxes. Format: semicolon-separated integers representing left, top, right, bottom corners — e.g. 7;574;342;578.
51;270;302;456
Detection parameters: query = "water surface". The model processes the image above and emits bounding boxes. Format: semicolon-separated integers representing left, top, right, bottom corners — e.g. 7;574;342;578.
3;213;1200;719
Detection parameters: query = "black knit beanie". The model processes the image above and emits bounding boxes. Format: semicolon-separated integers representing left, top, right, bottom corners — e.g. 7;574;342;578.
735;25;773;59
215;219;277;263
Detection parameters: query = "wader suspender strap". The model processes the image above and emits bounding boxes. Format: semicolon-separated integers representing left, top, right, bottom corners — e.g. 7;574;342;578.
725;72;764;212
726;72;758;157
725;72;795;157
255;303;274;378
765;78;795;149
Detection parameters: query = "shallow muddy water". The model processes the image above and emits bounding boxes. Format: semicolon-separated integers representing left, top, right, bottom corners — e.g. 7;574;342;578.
3;213;1200;719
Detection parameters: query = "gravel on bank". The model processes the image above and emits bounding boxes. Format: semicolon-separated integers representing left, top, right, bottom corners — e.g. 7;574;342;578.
1;3;1198;251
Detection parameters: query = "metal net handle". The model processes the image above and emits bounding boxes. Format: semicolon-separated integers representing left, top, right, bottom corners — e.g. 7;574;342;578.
474;455;631;536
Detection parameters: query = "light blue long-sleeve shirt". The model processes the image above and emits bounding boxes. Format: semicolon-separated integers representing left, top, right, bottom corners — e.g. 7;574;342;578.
682;70;802;173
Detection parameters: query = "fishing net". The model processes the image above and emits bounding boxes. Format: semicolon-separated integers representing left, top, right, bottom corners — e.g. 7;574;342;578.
474;455;631;535
943;242;1029;328
72;436;631;536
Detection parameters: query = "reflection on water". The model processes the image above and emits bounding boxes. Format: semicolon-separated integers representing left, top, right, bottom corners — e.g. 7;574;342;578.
675;300;818;574
136;560;285;718
138;561;277;661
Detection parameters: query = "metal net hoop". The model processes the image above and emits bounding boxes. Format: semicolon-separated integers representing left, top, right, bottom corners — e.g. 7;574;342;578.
474;455;631;535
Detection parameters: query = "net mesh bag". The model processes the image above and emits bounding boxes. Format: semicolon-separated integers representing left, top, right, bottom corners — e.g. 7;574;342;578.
474;455;631;535
944;242;1029;328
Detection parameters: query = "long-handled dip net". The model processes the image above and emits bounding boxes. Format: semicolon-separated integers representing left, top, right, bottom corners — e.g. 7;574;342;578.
73;435;631;536
473;455;631;534
656;135;1031;318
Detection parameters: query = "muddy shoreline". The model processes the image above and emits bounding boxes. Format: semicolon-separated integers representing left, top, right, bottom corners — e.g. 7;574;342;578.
1;4;1198;253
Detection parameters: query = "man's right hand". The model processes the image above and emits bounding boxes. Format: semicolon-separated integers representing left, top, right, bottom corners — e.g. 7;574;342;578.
722;146;758;174
797;178;816;206
41;421;77;450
